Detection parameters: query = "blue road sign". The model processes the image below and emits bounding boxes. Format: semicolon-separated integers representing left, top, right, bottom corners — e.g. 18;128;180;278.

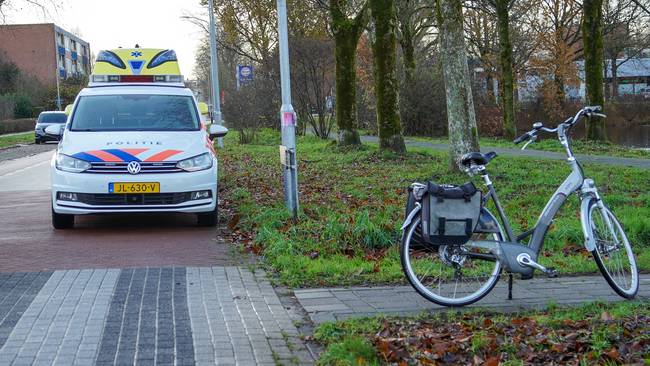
237;65;254;83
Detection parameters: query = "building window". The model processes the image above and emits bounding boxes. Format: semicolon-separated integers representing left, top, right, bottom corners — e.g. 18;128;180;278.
58;33;64;46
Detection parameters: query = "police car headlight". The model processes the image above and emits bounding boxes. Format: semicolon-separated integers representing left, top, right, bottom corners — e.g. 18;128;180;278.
55;154;91;173
176;153;213;172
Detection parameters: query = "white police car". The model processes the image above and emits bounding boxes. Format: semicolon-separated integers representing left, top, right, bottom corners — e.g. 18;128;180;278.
46;48;227;229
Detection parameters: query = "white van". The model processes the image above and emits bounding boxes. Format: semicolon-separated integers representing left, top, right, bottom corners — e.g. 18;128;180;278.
46;48;227;229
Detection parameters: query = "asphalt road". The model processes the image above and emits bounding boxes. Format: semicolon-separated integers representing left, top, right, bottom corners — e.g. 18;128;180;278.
0;151;240;272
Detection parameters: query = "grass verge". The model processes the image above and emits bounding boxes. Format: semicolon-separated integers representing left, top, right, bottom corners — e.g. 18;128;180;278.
314;300;650;365
0;132;33;149
219;130;650;288
408;135;650;159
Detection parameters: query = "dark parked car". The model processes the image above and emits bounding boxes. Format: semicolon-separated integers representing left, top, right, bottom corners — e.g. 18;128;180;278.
35;111;67;144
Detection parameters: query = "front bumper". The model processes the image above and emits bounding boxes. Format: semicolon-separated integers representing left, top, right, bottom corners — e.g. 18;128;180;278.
35;130;60;142
51;161;218;215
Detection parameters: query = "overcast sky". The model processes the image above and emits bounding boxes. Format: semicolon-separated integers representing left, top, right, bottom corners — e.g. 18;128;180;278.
4;0;207;77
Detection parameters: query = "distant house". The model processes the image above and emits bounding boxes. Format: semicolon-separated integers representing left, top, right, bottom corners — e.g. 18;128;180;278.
575;58;650;98
0;23;91;86
516;57;650;102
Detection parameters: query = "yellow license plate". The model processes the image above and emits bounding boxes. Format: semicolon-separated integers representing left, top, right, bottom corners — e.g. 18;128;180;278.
109;182;160;194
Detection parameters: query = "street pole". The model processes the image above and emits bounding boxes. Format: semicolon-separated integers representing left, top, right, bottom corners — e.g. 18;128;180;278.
207;0;224;148
54;32;62;111
55;71;62;111
277;0;299;220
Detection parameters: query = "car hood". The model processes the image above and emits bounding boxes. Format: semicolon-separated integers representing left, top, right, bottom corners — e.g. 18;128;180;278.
59;131;211;163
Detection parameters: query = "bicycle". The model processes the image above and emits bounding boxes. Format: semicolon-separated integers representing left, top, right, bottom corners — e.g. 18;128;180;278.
400;106;639;307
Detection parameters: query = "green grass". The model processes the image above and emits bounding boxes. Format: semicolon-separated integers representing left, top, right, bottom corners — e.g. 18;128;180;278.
314;301;650;365
219;129;650;288
408;135;650;159
0;132;33;149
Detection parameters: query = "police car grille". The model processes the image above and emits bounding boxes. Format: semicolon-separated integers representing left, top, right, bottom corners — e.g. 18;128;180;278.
76;192;193;206
87;162;183;174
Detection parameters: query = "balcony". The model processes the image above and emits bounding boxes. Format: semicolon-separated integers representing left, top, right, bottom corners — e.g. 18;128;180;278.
58;46;65;56
71;51;78;61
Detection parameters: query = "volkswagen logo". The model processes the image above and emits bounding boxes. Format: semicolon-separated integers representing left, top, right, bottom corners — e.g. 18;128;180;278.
127;161;141;175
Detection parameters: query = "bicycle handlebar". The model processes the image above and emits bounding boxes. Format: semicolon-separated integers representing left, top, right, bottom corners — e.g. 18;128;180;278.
513;106;606;145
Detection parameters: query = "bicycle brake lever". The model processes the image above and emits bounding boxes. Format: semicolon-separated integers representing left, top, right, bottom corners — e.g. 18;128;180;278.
521;135;537;150
591;112;607;118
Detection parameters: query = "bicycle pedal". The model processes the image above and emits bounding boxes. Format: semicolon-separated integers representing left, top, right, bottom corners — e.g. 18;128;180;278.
546;267;558;278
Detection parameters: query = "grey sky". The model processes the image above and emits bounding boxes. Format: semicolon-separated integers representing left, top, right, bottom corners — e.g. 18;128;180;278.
4;0;207;77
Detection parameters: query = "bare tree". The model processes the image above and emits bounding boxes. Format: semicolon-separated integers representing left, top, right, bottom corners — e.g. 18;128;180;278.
603;0;650;98
0;0;59;22
289;37;336;139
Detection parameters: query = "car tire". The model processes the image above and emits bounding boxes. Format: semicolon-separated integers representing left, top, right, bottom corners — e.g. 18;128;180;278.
197;203;218;227
52;207;74;229
35;139;41;144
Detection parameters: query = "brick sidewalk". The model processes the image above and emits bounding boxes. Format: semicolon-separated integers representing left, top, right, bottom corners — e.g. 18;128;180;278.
295;274;650;324
0;267;314;365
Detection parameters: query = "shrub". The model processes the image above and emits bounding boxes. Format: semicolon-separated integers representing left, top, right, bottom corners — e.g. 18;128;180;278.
13;94;33;118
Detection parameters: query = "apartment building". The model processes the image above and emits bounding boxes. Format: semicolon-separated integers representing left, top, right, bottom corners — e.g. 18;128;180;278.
0;23;91;86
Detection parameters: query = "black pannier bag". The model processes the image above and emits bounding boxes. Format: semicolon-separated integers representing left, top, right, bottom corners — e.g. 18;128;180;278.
421;182;482;245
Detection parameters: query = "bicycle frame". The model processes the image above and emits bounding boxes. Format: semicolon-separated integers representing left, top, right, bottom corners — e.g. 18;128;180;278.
484;158;585;256
484;116;606;257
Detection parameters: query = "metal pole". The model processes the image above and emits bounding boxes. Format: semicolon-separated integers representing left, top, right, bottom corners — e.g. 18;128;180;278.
55;69;62;111
236;66;240;90
207;0;224;148
54;32;62;111
277;0;299;219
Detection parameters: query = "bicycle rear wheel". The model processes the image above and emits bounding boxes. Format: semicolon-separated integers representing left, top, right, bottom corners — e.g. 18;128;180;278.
588;201;638;299
400;216;502;307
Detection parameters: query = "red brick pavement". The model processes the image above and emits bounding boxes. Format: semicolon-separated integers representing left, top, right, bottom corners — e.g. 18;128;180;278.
0;191;236;272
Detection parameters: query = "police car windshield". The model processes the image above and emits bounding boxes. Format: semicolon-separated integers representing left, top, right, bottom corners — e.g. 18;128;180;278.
70;95;200;132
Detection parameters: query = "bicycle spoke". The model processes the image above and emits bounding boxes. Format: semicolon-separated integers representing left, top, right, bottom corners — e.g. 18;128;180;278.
590;205;638;297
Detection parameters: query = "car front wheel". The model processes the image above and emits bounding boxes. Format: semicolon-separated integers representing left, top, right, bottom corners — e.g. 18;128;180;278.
52;207;74;229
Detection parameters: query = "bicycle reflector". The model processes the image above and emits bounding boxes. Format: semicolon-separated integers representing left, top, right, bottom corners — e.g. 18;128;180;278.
96;50;126;69
148;50;177;69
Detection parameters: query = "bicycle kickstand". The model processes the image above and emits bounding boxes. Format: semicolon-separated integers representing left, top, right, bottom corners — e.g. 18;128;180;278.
507;273;513;300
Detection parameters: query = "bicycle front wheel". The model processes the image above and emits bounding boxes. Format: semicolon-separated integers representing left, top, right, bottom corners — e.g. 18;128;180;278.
400;216;502;307
588;201;639;299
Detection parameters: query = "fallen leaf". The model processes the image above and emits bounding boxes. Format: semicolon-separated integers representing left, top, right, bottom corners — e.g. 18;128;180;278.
484;356;499;366
601;311;614;321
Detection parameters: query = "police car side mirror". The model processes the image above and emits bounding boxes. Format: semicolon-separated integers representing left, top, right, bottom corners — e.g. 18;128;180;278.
208;124;228;139
64;104;73;116
45;124;64;136
198;102;209;115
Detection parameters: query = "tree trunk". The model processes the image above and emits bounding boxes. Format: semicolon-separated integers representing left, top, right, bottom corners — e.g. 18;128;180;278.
399;21;416;82
611;61;619;99
582;0;606;141
334;29;362;146
495;0;516;140
603;60;610;100
330;2;368;147
370;0;406;153
435;0;479;170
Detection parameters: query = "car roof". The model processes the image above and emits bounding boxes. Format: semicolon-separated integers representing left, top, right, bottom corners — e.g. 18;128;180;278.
78;85;194;97
39;111;66;115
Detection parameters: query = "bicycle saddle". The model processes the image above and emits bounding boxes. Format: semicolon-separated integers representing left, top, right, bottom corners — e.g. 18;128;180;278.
461;151;498;167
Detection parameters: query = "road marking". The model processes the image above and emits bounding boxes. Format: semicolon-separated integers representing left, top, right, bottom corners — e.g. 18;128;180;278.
0;159;49;178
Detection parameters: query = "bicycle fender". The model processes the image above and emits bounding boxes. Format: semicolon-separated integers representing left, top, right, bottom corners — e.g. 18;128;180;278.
475;208;501;233
581;197;596;251
401;203;421;231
